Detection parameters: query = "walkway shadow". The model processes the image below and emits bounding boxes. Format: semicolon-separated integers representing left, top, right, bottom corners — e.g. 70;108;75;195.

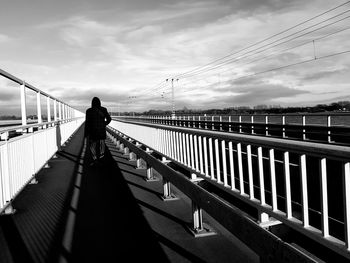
69;143;170;262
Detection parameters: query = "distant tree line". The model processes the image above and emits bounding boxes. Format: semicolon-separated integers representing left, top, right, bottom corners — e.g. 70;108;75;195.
0;115;21;120
135;100;350;116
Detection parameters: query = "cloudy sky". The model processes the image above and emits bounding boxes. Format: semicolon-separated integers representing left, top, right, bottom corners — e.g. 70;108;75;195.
0;0;349;114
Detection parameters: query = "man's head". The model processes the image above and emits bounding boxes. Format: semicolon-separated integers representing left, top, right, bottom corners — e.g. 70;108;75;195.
91;97;101;108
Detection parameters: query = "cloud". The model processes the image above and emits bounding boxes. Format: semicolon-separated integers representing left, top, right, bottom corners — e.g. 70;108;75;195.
174;80;310;109
301;67;348;81
0;34;11;43
1;0;349;113
0;92;16;102
59;16;123;47
230;83;309;103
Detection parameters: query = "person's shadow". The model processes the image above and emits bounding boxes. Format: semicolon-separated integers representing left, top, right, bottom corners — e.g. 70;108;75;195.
56;123;62;151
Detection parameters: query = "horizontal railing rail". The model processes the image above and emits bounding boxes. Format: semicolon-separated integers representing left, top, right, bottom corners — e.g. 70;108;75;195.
109;118;350;261
0;118;82;140
114;114;350;145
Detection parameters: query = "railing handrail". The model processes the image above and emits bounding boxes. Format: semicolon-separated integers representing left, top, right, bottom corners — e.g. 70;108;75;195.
114;118;350;160
130;112;350;117
0;68;65;106
0;117;84;134
117;116;350;128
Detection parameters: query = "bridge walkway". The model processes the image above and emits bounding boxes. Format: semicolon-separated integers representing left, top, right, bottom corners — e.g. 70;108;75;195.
0;125;259;263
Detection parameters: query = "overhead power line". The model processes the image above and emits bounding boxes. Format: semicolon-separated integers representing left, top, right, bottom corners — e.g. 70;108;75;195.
174;0;350;79
177;9;350;79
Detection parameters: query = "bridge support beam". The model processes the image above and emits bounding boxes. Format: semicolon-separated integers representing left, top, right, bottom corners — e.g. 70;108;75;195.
187;173;216;237
123;147;130;156
258;210;282;229
129;152;136;161
30;176;38;185
136;157;145;169
2;202;16;215
119;143;124;151
144;148;159;182
145;165;159;182
160;157;178;201
161;179;178;201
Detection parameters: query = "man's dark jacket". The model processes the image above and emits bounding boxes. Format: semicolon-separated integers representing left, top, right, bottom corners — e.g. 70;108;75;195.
84;97;112;140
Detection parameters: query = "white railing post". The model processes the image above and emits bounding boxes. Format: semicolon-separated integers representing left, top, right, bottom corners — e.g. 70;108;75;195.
269;149;277;211
237;143;244;194
215;139;221;183
194;135;199;172
209;138;214;180
47;97;51;122
247;145;254;199
229;142;235;190
320;158;329;237
54;100;57;121
190;135;195;170
300;154;309;227
36;91;42;124
302;115;306;140
204;137;209;177
228;116;232;132
284;152;292;219
222;140;227;187
327;115;332;143
258;147;265;205
58;102;62;120
63;104;66;120
1;141;12;213
343;161;350;250
20;81;27;126
239;115;242;133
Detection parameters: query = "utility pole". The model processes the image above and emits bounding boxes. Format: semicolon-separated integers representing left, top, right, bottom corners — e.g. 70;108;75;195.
166;78;178;119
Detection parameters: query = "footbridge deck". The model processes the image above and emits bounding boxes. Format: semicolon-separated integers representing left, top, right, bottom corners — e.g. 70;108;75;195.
0;125;258;263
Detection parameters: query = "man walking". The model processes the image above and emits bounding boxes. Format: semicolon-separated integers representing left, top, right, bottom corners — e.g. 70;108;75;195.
84;97;112;166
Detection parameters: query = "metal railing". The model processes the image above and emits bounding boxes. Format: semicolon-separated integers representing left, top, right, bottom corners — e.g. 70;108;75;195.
0;68;84;125
0;68;85;214
116;113;350;145
0;118;84;213
109;118;350;261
